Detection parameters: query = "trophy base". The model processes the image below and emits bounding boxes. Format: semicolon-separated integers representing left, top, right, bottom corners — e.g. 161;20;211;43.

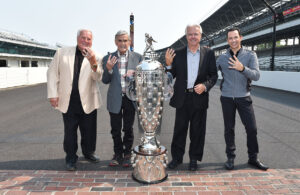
132;145;168;184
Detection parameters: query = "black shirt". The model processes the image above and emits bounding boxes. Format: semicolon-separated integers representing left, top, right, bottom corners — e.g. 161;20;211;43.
69;46;84;113
229;48;240;58
229;48;245;72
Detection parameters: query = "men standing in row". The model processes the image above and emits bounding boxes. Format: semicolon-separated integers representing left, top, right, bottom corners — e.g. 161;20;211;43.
165;24;218;171
216;27;268;171
47;29;103;171
102;30;143;167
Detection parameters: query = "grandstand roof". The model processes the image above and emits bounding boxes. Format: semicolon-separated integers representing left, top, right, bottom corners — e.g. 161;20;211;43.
201;0;280;37
0;29;56;50
156;0;295;52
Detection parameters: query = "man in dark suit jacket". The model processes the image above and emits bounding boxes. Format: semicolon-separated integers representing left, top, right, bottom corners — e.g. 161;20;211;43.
102;30;143;167
165;24;218;171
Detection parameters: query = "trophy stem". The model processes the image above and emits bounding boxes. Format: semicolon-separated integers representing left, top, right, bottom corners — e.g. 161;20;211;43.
139;135;160;154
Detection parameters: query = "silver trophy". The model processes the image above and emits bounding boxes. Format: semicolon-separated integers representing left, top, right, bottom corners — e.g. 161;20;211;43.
127;34;173;184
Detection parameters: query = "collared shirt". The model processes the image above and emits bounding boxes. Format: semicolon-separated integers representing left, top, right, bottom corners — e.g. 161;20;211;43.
187;47;200;89
117;50;129;92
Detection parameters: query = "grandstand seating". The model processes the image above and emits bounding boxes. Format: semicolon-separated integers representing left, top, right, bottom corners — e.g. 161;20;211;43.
0;29;49;47
155;0;300;72
0;30;56;59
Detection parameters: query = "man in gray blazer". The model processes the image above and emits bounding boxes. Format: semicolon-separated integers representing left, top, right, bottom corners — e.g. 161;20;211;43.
102;30;143;167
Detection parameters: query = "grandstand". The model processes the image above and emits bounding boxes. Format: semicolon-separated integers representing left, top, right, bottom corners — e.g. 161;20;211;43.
0;29;56;68
0;30;58;88
156;0;300;72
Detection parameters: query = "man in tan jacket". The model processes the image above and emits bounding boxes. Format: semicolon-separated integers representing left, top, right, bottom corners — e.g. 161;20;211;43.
47;29;103;171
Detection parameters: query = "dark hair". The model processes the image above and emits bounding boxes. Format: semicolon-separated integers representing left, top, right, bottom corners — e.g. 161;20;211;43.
227;27;241;38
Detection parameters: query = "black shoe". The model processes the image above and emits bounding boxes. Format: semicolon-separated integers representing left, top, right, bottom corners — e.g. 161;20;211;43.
189;159;198;171
248;159;269;171
122;154;131;167
109;154;123;167
168;159;182;169
84;154;100;163
66;162;76;171
225;158;234;170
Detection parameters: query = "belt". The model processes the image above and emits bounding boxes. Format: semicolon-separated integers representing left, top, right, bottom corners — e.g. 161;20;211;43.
186;88;194;93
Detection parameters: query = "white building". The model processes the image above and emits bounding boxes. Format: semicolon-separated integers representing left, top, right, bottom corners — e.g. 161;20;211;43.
0;30;57;89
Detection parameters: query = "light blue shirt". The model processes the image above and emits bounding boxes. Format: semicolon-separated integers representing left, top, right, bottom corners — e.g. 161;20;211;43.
187;47;200;89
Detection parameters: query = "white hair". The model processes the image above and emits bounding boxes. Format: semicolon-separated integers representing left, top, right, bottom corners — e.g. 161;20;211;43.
77;29;93;39
185;24;203;35
115;30;131;41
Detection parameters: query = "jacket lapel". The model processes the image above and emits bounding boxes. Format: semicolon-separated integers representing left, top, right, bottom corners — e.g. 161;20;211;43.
198;46;205;75
182;47;188;80
80;57;89;80
68;47;76;82
127;51;135;70
112;51;121;82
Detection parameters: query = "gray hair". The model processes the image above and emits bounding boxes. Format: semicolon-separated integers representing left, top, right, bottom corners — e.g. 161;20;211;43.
77;29;93;39
115;30;131;40
185;24;203;35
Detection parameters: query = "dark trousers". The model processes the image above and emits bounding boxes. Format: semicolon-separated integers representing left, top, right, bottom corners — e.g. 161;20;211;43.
220;96;259;160
62;104;97;163
109;95;135;157
171;93;207;162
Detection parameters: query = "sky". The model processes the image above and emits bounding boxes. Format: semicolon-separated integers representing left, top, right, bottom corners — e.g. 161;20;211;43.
1;0;228;55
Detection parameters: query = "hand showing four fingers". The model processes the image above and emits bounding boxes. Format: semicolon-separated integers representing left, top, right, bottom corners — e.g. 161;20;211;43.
165;48;176;66
106;55;118;71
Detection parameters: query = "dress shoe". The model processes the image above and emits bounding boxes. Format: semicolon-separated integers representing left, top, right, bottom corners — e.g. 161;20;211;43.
66;162;76;171
109;154;123;167
224;158;234;170
84;154;100;163
248;159;269;171
189;159;198;171
122;154;131;167
168;159;182;169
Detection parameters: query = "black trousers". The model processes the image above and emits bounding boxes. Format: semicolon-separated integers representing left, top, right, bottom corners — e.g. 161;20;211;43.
62;96;97;163
171;93;207;162
109;95;135;157
220;96;259;160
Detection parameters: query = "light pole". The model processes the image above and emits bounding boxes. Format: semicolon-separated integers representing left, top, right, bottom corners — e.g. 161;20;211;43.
261;0;277;71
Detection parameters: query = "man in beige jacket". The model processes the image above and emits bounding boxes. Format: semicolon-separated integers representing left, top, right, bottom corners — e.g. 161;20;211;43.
47;29;103;171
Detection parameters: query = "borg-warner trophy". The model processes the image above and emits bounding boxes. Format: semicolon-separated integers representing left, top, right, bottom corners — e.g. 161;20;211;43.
126;34;173;184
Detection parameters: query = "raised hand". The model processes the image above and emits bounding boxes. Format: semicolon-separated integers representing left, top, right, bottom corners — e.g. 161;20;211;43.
106;55;118;71
228;55;244;71
165;48;176;66
83;47;97;67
